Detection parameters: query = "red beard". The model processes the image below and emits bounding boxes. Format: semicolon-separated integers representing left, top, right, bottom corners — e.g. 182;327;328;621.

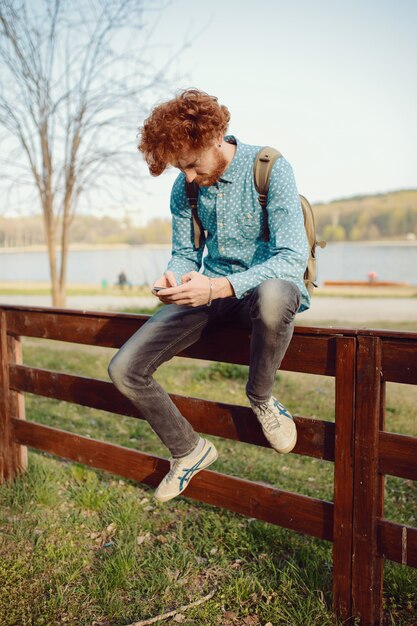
194;151;229;187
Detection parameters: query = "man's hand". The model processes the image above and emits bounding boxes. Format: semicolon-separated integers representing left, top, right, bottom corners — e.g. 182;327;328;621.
151;271;177;296
154;271;234;307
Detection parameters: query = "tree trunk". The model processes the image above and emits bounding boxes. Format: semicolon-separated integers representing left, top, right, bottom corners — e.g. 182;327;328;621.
58;215;71;309
42;208;64;307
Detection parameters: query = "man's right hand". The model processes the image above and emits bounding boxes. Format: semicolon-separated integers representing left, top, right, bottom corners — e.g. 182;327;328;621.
152;271;177;296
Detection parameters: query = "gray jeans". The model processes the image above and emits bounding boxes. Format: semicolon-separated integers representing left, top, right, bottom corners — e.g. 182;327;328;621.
108;278;301;458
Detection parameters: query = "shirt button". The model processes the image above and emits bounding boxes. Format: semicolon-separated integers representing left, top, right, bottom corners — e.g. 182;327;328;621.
220;246;225;252
218;193;223;198
219;222;224;227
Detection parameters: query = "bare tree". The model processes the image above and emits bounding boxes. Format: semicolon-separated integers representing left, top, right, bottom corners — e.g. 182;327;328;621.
0;0;186;306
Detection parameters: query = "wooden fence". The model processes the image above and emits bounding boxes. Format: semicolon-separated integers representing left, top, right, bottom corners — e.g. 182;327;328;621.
0;305;416;625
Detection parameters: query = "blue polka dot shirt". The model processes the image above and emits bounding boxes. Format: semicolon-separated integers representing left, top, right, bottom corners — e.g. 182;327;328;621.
167;136;310;312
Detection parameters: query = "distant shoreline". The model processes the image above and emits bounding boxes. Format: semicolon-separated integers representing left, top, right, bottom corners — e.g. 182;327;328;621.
0;240;415;254
0;243;172;253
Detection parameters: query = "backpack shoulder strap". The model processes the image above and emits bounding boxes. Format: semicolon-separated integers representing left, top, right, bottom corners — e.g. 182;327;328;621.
253;147;282;241
185;181;205;250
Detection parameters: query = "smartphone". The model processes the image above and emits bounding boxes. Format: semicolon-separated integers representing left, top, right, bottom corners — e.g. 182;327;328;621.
152;286;166;292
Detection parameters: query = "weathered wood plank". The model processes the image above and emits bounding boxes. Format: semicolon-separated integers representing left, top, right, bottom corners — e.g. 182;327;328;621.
9;364;335;461
0;314;27;483
7;336;27;477
5;308;337;375
6;309;146;347
377;520;417;568
381;340;417;384
352;337;384;626
11;418;334;540
3;303;417;340
180;330;337;376
379;432;417;481
333;337;356;620
6;306;417;382
0;312;12;483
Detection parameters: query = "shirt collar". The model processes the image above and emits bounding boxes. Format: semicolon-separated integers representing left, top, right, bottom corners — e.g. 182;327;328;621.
218;135;240;184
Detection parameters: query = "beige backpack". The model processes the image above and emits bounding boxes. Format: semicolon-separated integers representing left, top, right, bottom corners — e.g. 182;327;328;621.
254;147;326;296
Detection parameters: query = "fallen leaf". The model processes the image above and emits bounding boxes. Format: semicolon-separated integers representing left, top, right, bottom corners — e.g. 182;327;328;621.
166;569;180;582
90;531;101;539
136;532;151;545
173;613;185;622
224;611;237;619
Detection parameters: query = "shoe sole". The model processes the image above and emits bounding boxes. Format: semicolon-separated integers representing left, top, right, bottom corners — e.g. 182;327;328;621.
155;445;219;503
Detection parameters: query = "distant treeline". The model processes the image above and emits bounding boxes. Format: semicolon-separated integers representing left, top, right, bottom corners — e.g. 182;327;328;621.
314;189;417;241
1;189;416;246
0;215;172;247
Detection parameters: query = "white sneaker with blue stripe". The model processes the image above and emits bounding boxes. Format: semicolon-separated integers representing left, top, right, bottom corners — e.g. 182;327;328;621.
251;396;297;454
154;438;218;502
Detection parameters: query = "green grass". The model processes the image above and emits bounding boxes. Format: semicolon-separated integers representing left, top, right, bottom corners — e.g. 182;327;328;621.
0;284;152;297
0;338;416;625
1;282;416;300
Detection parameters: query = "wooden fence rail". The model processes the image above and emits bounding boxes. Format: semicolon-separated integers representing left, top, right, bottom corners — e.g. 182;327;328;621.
0;305;416;625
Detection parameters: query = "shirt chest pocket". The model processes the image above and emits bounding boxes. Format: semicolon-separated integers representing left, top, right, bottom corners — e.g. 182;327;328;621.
236;209;263;240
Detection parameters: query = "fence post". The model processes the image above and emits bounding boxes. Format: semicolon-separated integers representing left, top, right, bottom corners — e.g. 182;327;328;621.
8;332;28;475
0;310;27;483
351;336;384;625
333;336;357;622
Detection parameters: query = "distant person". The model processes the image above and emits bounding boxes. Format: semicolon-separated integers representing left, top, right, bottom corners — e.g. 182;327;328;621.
367;271;378;284
116;271;130;289
108;89;310;502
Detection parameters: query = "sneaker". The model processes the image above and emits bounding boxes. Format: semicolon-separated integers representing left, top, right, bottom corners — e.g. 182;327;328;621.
154;438;218;503
250;396;297;454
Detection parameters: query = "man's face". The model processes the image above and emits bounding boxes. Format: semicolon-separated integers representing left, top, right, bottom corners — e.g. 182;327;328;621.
174;142;228;187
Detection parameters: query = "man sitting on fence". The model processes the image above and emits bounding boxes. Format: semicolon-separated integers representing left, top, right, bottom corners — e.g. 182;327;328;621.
108;89;310;502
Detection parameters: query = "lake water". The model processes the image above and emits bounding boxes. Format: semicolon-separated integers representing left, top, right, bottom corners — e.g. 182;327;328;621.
0;242;416;286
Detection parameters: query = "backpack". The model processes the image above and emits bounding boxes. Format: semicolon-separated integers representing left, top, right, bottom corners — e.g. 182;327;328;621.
185;146;326;297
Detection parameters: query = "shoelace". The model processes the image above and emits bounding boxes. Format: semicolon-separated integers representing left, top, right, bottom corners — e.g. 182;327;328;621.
256;404;281;432
165;458;183;483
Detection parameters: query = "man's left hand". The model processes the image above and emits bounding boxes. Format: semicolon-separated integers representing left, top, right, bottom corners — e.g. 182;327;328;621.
155;271;234;307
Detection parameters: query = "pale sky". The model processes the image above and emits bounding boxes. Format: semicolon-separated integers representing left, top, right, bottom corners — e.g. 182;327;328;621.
135;0;417;224
2;0;416;225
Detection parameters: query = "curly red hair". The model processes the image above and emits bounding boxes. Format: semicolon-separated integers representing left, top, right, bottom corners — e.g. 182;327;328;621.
138;89;231;176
